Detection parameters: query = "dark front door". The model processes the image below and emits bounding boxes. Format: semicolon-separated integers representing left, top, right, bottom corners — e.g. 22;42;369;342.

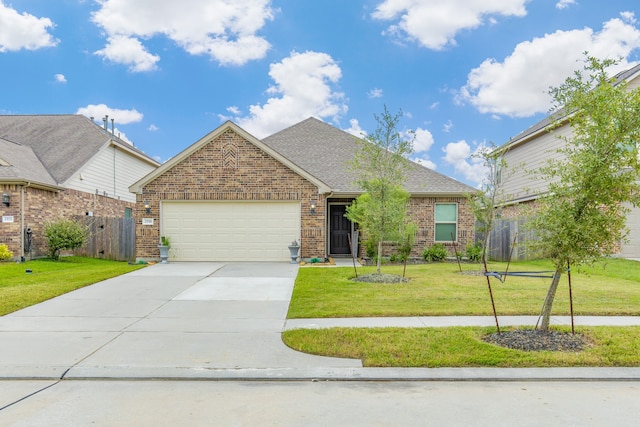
330;204;352;255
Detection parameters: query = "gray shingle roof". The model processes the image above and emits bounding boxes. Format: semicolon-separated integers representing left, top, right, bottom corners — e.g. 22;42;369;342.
0;137;57;185
262;117;475;195
0;114;156;185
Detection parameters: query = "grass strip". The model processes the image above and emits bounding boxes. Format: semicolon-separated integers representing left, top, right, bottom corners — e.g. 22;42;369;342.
282;326;640;367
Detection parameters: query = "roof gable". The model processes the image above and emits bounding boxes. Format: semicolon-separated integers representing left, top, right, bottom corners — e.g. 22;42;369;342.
130;121;331;194
263;117;475;195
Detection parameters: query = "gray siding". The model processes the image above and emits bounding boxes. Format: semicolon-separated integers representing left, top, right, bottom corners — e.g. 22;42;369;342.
501;124;571;202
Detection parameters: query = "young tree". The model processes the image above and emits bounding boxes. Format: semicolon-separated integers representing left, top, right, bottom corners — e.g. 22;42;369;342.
530;55;640;331
346;106;415;274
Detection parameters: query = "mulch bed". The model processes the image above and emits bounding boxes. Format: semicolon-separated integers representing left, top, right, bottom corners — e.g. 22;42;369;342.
484;329;588;352
351;273;409;284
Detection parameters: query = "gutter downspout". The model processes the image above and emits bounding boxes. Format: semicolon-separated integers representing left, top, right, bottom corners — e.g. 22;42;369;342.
20;185;25;260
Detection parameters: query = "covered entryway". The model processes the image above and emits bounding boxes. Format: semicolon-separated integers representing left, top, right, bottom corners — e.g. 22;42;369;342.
329;204;353;256
161;201;301;261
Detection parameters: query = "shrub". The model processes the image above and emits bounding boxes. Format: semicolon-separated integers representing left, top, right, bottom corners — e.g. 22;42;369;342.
0;244;13;261
422;243;448;262
43;219;88;260
364;240;377;258
466;243;483;262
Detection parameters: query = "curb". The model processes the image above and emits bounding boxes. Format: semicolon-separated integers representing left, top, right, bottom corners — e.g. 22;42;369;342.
7;366;638;382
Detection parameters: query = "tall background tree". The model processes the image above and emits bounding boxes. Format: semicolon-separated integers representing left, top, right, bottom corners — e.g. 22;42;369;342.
346;106;415;274
467;143;508;264
530;55;640;331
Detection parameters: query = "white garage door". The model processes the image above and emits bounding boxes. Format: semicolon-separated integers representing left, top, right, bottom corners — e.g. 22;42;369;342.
161;201;301;261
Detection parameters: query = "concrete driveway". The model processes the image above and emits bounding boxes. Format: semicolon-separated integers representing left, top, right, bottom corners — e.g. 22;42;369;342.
0;262;361;380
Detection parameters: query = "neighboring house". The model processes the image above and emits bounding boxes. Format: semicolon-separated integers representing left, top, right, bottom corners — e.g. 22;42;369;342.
130;117;476;262
0;115;160;259
498;64;640;259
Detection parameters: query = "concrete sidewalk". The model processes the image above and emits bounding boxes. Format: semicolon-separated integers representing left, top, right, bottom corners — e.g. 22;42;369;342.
285;315;640;330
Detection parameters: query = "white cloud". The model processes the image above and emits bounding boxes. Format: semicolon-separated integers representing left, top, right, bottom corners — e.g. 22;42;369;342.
345;118;366;137
459;14;640;117
413;127;435;152
621;11;637;24
76;104;144;125
54;74;67;84
442;140;487;185
0;2;58;52
368;88;384;98
372;0;528;50
556;0;576;10
95;35;160;72
412;155;436;170
226;106;241;116
224;50;347;138
148;124;159;132
443;120;453;133
91;0;273;71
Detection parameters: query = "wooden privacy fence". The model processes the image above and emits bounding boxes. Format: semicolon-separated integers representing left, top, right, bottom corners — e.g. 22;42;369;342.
74;217;135;261
476;218;537;262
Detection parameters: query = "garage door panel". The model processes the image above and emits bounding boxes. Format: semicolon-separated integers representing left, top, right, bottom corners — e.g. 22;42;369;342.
161;201;301;261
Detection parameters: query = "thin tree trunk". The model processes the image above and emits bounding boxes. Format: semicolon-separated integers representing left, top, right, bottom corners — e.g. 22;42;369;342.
377;240;382;274
538;266;564;331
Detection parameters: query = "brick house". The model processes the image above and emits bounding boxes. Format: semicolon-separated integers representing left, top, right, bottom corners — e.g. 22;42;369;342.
0;115;160;260
130;118;476;262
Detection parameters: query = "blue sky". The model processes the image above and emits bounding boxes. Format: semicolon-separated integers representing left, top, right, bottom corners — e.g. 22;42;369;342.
2;1;640;187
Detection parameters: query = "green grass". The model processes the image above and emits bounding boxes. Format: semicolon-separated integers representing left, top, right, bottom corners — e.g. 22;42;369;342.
0;257;145;315
287;259;640;318
285;258;640;367
282;326;640;367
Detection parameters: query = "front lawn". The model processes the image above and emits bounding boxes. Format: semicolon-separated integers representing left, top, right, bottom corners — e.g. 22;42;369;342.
287;259;640;318
284;258;640;367
0;257;145;315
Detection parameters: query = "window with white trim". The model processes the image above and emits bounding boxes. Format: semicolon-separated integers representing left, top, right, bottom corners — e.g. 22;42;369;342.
435;203;457;242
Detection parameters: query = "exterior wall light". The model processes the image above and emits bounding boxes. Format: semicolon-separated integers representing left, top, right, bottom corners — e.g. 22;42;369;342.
144;200;150;214
310;200;316;214
2;193;9;207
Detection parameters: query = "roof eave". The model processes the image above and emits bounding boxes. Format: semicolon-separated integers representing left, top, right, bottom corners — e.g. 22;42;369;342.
0;178;65;192
109;139;161;167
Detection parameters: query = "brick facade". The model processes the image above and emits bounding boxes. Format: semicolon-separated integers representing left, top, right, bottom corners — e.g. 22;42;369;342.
135;129;324;260
409;196;474;256
0;184;133;260
348;196;474;258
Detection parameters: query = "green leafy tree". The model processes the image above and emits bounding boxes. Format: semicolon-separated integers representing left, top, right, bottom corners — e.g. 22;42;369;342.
346;106;415;274
530;55;640;331
44;218;89;260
